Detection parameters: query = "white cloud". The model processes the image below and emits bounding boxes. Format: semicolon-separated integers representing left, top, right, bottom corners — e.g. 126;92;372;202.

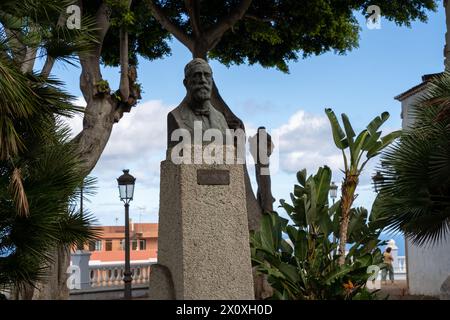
271;110;341;174
63;96;86;138
268;109;383;206
103;100;172;159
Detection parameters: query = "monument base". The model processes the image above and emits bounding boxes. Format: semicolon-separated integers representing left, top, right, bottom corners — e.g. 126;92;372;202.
149;157;254;300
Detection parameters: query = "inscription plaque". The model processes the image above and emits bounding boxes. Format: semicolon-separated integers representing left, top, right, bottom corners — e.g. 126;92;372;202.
197;169;230;185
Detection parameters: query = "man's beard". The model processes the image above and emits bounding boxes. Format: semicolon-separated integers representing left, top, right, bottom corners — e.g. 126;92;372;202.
192;86;211;102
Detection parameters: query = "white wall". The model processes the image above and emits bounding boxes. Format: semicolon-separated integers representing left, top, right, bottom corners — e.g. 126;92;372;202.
407;238;450;296
402;86;450;296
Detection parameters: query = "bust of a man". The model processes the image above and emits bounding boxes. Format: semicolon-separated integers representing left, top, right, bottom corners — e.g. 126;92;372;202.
167;58;229;148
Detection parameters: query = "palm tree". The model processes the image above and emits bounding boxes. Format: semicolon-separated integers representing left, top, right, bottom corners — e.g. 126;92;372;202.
325;109;400;265
0;1;100;297
377;72;450;246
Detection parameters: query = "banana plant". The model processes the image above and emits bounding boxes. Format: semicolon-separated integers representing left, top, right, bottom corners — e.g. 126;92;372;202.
251;167;385;300
325;108;401;265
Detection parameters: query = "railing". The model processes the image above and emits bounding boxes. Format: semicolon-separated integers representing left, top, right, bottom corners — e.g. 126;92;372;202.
395;256;406;273
89;261;154;288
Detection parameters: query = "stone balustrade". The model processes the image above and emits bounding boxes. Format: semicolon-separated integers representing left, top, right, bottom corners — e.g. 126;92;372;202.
396;256;406;273
88;261;154;288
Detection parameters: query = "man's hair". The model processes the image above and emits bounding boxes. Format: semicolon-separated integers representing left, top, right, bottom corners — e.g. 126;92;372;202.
386;247;392;253
184;58;212;79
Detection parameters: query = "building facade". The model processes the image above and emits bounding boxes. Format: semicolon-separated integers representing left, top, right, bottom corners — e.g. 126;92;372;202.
396;74;450;296
81;223;158;264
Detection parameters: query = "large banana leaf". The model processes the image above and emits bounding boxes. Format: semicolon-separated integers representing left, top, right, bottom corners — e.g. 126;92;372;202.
313;166;332;207
366;130;401;158
325;108;348;150
341;114;356;157
324;264;354;285
366;112;390;135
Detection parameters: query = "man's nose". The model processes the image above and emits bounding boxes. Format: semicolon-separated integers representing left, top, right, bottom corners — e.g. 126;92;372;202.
199;73;208;83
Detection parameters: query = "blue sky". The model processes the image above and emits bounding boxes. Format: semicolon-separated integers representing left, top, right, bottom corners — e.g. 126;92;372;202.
53;5;445;254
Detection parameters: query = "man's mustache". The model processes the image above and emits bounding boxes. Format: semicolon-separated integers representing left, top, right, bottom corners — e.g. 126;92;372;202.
193;85;211;91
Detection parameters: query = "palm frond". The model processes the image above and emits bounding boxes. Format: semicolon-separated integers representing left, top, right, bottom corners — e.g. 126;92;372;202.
378;72;450;245
9;167;29;217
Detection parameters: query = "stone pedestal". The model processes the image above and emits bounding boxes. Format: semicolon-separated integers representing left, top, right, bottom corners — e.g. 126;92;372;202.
149;150;254;300
70;250;91;290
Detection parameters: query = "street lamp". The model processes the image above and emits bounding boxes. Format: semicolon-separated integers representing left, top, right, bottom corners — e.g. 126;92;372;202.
372;171;384;193
117;169;136;300
330;181;338;204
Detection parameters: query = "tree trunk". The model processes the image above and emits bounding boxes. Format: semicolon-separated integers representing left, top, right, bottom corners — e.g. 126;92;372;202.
338;209;351;266
74;52;122;175
31;246;70;300
72;97;117;175
445;0;450;70
338;175;358;266
12;246;70;300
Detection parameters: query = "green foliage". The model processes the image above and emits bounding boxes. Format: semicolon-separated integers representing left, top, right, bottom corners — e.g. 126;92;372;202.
106;0;135;28
0;60;81;160
96;0;172;66
95;0;436;71
95;79;111;95
0;1;100;290
0;0;98;67
324;108;400;265
325;108;401;174
251;167;385;300
377;72;450;246
0;123;101;290
205;0;436;72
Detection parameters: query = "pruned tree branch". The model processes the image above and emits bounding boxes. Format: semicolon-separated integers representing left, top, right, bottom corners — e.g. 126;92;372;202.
79;2;111;100
147;0;194;51
20;47;37;73
119;27;130;101
41;56;55;78
119;0;133;102
184;0;202;37
445;0;450;70
205;0;252;49
94;2;112;56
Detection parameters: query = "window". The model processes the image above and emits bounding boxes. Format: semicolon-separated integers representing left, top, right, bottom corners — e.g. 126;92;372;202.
139;239;146;251
88;240;102;251
120;239;125;251
105;239;113;251
131;239;146;251
131;239;138;251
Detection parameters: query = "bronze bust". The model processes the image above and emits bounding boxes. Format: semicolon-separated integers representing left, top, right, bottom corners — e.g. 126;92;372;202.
167;58;229;148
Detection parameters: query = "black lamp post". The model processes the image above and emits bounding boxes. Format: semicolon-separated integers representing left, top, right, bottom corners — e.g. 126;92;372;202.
117;169;136;300
330;181;338;204
372;171;384;193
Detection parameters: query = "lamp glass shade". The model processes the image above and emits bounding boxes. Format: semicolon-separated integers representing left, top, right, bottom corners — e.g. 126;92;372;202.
117;169;136;201
119;184;135;200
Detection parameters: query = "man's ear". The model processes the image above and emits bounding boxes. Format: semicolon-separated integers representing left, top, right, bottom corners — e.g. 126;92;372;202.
183;78;187;88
